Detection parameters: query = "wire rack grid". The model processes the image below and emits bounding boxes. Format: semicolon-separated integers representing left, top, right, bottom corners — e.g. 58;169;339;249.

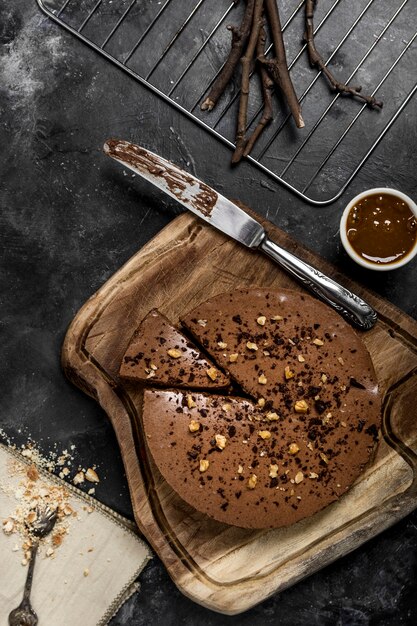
37;0;417;206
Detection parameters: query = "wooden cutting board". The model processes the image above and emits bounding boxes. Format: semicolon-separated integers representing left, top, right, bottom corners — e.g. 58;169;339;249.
62;209;417;614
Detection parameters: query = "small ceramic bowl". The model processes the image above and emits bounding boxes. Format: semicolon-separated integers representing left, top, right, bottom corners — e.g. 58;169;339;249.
340;187;417;271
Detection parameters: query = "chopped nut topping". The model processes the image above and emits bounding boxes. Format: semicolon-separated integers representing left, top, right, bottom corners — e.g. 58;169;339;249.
206;367;218;381
263;350;270;356
297;354;305;363
294;399;308;413
217;341;228;349
197;319;207;327
63;504;74;516
199;459;209;472
288;443;300;455
258;374;267;385
247;474;258;489
3;519;15;535
288;338;295;346
337;356;345;365
222;403;231;412
150;363;158;370
237;464;244;474
188;420;200;433
73;471;85;485
187;395;196;409
26;510;37;524
284;365;295;380
307;442;314;451
52;532;64;547
85;468;99;483
312;338;324;346
246;341;258;351
266;411;279;421
321;373;328;383
27;465;39;482
215;434;227;450
271;315;283;321
269;464;279;478
320;452;329;464
257;316;266;326
341;421;347;427
309;472;319;479
83;568;90;577
258;430;271;440
322;412;332;425
167;348;182;359
229;353;239;363
294;471;304;484
257;398;266;408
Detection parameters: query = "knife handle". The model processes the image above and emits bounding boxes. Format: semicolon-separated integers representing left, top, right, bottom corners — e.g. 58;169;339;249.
260;237;377;330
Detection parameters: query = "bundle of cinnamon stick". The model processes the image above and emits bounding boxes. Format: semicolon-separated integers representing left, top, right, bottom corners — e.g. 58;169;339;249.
201;0;382;164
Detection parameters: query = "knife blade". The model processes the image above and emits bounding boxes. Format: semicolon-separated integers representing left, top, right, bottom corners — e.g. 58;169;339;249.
104;139;377;330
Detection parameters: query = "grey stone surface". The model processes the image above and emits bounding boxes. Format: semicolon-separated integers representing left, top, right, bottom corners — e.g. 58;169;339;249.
1;1;416;624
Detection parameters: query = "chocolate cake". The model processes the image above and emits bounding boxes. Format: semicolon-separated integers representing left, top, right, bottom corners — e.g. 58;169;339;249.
181;288;379;418
135;288;381;529
120;309;230;389
141;386;379;529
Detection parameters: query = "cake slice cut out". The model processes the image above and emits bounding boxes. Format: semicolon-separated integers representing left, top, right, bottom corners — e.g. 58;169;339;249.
141;388;379;529
119;309;230;389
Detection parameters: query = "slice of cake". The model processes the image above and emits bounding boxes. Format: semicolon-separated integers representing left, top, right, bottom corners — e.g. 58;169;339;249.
141;388;380;529
119;309;230;389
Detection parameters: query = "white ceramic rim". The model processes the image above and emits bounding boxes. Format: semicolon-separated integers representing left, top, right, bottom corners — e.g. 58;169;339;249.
340;187;417;271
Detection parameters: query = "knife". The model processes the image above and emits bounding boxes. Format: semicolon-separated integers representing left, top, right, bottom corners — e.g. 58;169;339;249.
104;139;377;330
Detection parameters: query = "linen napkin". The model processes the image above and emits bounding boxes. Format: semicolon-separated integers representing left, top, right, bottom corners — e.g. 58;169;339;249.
0;443;152;625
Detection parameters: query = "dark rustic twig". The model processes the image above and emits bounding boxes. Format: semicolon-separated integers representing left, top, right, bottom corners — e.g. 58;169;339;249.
201;0;255;111
243;21;274;157
259;0;304;128
305;0;383;108
232;0;265;163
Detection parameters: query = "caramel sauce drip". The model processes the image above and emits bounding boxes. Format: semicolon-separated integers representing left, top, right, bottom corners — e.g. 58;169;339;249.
346;193;417;265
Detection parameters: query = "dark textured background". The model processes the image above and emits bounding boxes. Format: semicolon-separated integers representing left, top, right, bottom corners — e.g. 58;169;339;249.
1;1;416;624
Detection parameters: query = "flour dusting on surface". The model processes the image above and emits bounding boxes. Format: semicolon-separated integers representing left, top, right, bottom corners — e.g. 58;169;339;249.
0;11;66;118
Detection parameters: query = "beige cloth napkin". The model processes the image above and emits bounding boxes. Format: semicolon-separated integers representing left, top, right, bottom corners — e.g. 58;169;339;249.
0;444;152;625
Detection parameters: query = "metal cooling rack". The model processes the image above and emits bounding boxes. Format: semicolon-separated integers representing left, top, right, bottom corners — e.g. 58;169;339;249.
37;0;417;205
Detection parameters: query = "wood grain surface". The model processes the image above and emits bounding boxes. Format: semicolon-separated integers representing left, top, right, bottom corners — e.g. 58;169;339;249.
62;210;417;614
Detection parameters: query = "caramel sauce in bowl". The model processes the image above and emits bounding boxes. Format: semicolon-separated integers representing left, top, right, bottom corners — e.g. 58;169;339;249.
340;188;417;271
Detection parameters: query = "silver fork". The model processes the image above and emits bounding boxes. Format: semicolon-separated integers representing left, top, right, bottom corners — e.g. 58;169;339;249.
9;506;58;626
